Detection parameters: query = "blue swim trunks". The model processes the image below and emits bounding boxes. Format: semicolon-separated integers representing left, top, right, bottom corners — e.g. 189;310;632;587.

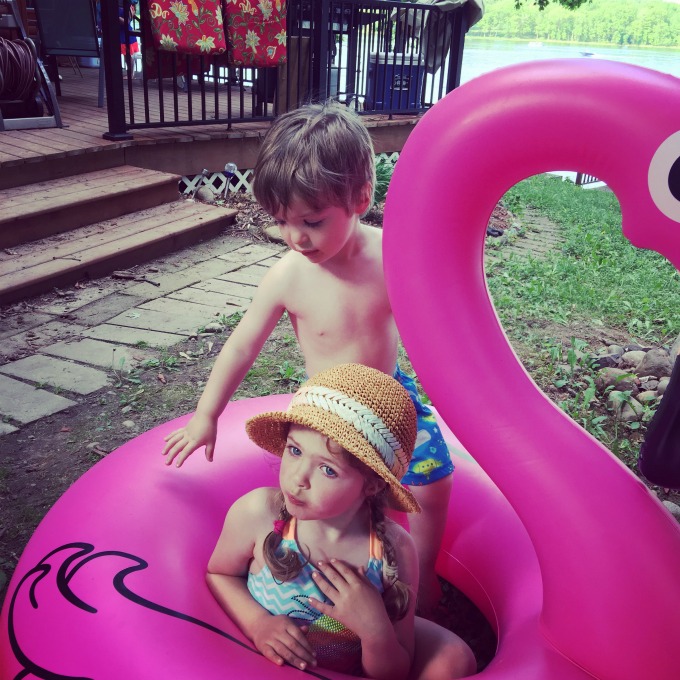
394;365;454;486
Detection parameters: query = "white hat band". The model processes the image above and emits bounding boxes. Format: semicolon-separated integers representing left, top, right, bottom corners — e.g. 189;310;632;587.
290;385;408;474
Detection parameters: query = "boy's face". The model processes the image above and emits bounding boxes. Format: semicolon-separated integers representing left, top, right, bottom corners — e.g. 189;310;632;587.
272;196;363;264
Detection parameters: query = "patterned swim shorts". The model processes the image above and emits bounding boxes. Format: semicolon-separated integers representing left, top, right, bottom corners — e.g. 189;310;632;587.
394;365;454;487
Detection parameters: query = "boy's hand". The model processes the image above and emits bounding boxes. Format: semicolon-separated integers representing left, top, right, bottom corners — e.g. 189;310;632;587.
252;616;316;671
308;560;392;641
162;413;217;467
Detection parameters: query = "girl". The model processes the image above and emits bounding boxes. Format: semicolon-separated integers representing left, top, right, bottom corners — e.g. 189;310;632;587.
206;364;475;679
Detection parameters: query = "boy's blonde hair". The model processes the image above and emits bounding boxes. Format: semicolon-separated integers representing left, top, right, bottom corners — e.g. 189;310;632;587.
252;101;376;217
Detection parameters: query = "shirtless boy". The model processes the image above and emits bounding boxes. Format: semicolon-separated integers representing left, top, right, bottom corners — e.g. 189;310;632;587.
162;102;454;616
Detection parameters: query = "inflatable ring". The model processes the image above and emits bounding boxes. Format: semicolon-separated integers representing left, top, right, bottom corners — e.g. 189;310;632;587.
1;395;519;679
384;59;680;679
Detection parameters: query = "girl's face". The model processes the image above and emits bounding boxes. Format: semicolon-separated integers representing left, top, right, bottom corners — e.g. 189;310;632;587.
279;425;376;522
272;194;366;265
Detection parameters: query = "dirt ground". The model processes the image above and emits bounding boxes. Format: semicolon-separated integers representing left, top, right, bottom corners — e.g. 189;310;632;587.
1;199;677;672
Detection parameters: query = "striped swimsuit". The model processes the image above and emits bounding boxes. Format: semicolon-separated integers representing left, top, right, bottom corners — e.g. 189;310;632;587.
247;517;385;675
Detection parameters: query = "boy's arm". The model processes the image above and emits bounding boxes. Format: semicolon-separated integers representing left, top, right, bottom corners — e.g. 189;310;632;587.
162;261;289;467
206;489;316;670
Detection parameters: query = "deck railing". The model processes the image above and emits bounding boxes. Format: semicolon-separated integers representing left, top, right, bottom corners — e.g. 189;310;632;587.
101;0;468;140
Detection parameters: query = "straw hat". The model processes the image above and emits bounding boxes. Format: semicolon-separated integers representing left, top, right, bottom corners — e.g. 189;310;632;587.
246;363;420;513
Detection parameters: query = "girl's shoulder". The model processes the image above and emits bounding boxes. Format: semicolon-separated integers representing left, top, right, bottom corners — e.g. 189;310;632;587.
382;519;418;577
382;518;415;548
230;487;281;523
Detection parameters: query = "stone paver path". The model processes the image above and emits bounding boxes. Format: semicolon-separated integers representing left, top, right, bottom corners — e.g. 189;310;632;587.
0;209;563;437
0;234;285;433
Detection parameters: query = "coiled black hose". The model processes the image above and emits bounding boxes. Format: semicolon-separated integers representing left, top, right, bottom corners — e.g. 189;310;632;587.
0;36;37;101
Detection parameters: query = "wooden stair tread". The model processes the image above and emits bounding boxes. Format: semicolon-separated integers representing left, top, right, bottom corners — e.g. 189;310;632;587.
0;166;180;222
0;200;219;274
0;165;172;201
0;201;237;304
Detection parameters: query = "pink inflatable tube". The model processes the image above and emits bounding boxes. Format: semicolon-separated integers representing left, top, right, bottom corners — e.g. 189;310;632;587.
383;59;680;679
2;396;519;679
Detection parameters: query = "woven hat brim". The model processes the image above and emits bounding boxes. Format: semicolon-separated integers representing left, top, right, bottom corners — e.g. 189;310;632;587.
246;405;420;514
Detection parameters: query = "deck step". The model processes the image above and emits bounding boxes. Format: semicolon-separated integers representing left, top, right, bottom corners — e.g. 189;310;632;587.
0;199;237;305
0;165;182;249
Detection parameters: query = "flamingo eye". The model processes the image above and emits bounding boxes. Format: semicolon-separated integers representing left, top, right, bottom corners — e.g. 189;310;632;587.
648;130;680;222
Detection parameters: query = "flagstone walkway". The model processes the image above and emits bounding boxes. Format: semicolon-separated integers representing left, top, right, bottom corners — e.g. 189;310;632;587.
0;208;564;439
0;233;285;436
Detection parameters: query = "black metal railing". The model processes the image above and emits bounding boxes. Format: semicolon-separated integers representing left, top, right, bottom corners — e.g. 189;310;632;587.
575;172;600;186
101;0;468;140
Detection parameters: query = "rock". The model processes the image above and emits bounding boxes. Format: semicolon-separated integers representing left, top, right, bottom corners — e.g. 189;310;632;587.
263;224;284;243
596;367;637;393
195;186;217;203
624;343;649;352
657;377;670;395
639;379;659;391
620;350;646;368
637;390;659;404
636;348;673;379
606;392;644;421
662;501;680;522
122;420;136;429
670;333;680;361
202;322;224;334
607;344;625;356
591;353;620;369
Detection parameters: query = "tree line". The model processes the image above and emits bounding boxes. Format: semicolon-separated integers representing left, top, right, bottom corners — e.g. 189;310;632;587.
470;0;680;48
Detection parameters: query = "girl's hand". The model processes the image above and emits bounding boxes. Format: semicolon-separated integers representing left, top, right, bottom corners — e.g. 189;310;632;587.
252;616;316;671
309;560;392;641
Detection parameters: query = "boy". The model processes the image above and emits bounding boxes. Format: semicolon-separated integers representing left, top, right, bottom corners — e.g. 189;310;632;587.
162;102;454;616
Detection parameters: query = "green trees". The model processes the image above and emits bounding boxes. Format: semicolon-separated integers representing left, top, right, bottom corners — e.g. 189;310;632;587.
472;0;680;47
513;0;591;8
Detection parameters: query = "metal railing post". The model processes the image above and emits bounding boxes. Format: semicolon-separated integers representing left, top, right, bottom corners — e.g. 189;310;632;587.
445;6;467;94
313;0;330;100
102;0;132;140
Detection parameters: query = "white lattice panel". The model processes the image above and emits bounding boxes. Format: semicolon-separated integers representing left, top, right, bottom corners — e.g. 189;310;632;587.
180;167;254;196
181;154;399;197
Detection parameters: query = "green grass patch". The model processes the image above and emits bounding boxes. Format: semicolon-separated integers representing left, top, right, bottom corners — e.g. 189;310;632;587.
485;174;679;465
489;175;680;342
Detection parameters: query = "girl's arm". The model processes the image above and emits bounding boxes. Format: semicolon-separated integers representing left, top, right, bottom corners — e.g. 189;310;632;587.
206;488;317;671
162;258;292;466
309;523;417;680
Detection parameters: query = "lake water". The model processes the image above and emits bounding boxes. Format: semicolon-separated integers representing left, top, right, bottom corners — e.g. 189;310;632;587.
460;38;680;85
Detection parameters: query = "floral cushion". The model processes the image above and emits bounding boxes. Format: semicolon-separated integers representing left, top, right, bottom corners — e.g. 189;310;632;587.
148;0;227;55
224;0;287;67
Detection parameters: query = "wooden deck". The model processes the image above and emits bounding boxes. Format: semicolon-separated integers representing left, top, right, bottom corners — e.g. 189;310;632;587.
0;66;419;188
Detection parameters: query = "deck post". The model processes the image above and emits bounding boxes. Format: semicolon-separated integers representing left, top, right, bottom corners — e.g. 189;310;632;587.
101;0;132;140
445;6;468;94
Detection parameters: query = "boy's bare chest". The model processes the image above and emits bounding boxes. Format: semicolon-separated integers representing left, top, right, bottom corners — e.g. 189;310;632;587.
287;268;390;333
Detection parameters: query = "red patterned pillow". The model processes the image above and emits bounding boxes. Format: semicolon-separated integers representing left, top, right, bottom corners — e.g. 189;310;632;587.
224;0;287;67
148;0;227;55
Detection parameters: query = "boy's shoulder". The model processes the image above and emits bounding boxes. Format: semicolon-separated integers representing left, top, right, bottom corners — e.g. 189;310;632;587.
361;222;383;240
359;223;384;254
